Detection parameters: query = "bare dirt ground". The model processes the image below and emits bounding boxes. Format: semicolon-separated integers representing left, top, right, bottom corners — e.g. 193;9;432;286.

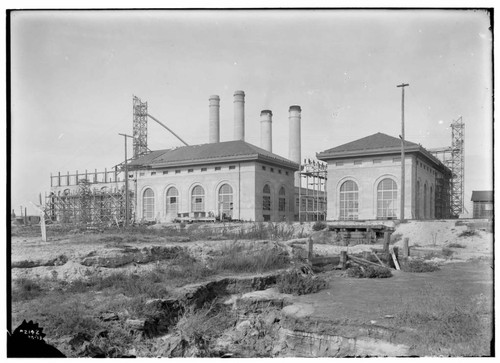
9;220;494;357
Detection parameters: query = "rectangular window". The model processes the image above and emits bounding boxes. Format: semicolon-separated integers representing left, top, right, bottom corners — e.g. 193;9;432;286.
188;169;194;173
139;172;145;176
373;159;381;164
175;170;181;174
336;162;344;166
278;169;282;174
229;165;236;170
270;168;274;172
129;174;134;178
151;172;156;176
354;160;362;165
285;171;289;176
262;166;266;171
215;166;221;171
263;214;271;221
163;171;168;175
393;157;401;162
201;168;207;172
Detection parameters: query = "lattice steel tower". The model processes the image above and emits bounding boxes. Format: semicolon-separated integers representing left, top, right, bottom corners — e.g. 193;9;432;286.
447;117;465;216
133;96;148;158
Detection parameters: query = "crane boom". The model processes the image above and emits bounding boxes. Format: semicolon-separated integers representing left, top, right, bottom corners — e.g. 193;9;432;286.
146;113;189;146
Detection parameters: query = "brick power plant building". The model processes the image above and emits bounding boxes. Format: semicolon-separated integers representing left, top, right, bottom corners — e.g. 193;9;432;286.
47;90;454;224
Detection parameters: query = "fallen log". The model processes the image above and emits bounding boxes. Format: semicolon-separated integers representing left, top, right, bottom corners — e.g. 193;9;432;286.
390;248;400;270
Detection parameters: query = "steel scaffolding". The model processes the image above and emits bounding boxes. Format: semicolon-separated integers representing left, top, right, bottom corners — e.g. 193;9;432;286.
298;159;327;221
133;96;148;159
429;117;465;217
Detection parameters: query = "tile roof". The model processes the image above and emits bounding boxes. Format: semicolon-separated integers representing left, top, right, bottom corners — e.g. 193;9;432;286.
316;132;450;173
128;140;299;169
317;132;419;156
471;190;493;202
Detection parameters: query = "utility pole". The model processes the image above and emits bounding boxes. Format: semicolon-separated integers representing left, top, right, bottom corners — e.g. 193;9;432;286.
397;83;409;222
119;133;133;227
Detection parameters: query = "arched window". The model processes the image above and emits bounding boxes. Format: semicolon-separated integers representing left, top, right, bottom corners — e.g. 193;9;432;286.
218;184;233;218
430;186;433;219
191;185;205;212
416;180;420;219
377;178;398;219
143;188;155;220
263;184;271;221
166;187;179;215
339;180;359;220
424;183;428;219
278;187;286;212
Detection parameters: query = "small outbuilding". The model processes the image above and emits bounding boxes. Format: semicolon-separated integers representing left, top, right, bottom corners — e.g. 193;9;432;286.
471;191;493;219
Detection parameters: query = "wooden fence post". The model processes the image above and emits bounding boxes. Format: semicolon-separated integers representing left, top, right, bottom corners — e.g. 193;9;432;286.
383;231;391;253
403;237;409;258
308;237;313;261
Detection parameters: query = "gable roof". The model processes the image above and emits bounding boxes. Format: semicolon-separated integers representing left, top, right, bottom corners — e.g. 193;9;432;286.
128;140;299;170
316;132;449;173
471;190;493;202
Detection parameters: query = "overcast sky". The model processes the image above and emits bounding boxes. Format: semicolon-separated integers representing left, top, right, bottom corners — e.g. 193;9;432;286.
10;9;493;215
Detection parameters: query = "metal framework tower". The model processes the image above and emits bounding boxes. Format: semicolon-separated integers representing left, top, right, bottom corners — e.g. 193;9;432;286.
429;116;465;217
447;117;465;216
133;96;148;158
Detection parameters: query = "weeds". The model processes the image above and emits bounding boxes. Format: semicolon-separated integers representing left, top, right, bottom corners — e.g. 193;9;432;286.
346;264;392;278
400;259;440;273
277;269;327;295
209;242;290;273
312;221;327;231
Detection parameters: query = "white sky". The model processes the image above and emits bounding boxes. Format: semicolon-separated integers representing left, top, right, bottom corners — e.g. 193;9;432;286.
8;7;493;215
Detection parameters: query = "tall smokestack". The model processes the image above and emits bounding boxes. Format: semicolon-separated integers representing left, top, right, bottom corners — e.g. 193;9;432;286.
208;95;220;143
260;110;273;152
233;90;245;141
288;105;301;186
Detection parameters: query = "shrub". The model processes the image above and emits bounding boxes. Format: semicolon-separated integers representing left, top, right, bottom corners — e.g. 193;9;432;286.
346;264;392;278
400;259;440;273
447;243;466;249
312;221;327;231
277;269;327;295
441;247;454;258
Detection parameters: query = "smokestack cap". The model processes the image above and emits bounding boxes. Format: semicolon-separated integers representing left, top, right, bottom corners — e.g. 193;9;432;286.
289;105;302;112
209;95;220;100
260;110;273;116
234;90;245;96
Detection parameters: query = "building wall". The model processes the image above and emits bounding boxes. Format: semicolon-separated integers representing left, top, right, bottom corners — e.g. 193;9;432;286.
135;160;295;223
414;156;438;219
473;201;494;219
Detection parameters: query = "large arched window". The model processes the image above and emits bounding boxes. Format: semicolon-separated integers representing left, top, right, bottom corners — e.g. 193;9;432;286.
423;183;428;219
377;178;398;219
218;184;233;218
278;187;286;212
416;180;420;219
339;180;359;220
143;188;155;220
191;185;205;212
166;187;179;216
263;184;271;221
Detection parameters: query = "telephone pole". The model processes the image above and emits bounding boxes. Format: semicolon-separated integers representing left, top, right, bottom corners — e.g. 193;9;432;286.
119;133;133;226
397;83;409;222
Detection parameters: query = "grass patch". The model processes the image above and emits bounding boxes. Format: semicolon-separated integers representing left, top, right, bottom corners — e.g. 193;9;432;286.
395;283;492;356
400;259;440;273
277;269;327;295
346;264;393;278
209;242;290;274
12;277;44;301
